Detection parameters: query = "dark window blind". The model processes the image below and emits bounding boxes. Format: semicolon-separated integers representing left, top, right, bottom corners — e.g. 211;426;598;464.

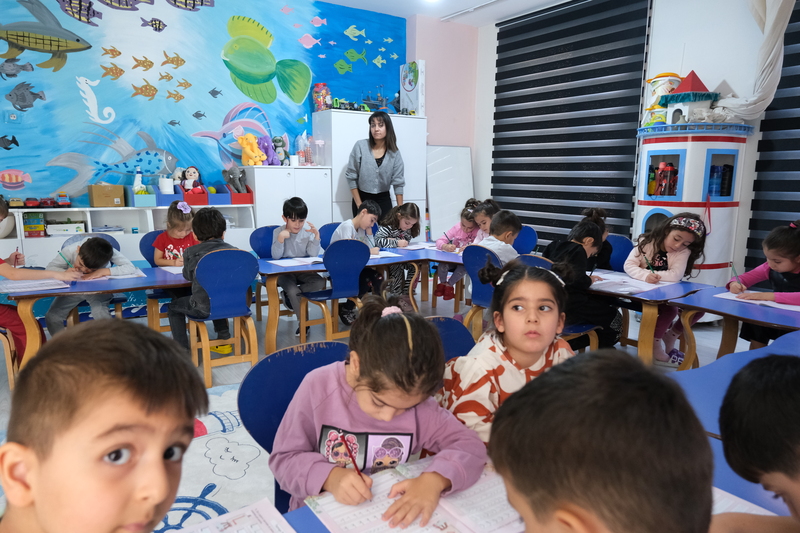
491;0;650;244
746;2;800;270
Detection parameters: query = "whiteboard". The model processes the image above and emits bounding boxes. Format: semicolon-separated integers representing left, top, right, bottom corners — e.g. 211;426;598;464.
426;146;474;243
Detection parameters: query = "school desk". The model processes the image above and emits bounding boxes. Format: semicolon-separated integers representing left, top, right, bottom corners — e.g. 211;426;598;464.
588;281;711;364
668;287;800;370
285;506;327;532
7;267;191;368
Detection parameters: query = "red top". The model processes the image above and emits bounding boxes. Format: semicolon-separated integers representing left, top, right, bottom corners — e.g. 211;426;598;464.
153;232;199;261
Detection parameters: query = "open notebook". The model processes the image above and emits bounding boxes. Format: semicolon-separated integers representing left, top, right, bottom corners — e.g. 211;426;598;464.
713;290;800;311
589;270;678;295
173;496;296;533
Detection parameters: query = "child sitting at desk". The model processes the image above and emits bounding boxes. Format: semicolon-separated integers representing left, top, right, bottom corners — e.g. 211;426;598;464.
582;207;614;271
271;197;325;336
624;212;707;366
269;295;486;526
330;199;383;326
0;319;208;533
473;209;522;265
435;198;479;300
472;199;501;245
168;208;235;352
375;202;420;311
489;350;713;533
728;219;800;349
153;201;198;267
44;236;137;337
713;355;800;532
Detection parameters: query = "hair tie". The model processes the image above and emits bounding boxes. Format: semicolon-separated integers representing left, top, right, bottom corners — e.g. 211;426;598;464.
536;267;566;287
791;222;797;229
177;201;191;214
381;306;403;317
496;271;508;286
400;314;414;359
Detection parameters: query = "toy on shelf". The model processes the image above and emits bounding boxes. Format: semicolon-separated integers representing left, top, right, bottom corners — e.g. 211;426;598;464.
257;135;280;166
40;197;57;208
56;191;71;206
222;164;247;193
181;166;204;194
24;198;40;207
8;198;23;207
132;165;146;194
272;134;290;166
238;133;266;166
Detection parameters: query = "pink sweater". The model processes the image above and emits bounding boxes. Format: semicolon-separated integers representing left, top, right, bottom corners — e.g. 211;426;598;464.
624;242;691;282
269;362;487;510
436;222;478;250
725;262;800;305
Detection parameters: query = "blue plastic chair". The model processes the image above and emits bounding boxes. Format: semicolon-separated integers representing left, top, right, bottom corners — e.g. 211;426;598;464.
319;222;340;250
238;341;349;514
461;245;501;339
186;249;259;387
512;225;538;255
250;226;287;322
606;234;634;272
299;239;370;343
517;254;553;269
138;230;173;332
426;316;476;361
61;233;127;325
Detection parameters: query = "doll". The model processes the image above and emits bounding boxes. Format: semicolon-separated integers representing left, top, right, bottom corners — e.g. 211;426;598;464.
181;166;204;194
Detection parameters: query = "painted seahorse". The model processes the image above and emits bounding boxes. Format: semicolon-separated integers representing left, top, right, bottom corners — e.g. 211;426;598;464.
76;76;115;124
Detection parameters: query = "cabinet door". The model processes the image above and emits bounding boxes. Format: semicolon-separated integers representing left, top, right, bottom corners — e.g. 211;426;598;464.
245;167;294;227
295;168;333;224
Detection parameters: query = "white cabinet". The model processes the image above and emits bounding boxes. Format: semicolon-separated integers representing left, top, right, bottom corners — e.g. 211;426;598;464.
243;166;333;227
312;110;428;222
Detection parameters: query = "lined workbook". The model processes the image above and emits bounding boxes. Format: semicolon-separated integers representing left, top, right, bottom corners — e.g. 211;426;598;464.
0;279;69;293
173;496;296;533
713;291;800;311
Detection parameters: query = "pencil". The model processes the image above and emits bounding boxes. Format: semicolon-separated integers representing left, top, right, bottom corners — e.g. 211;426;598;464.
443;231;452;244
643;255;656;274
731;264;743;287
12;246;18;268
58;251;74;269
340;434;362;477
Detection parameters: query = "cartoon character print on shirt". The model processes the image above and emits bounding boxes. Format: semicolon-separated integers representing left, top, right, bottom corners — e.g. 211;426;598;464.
370;437;404;474
650;249;669;271
323;429;360;468
164;244;186;261
319;425;412;474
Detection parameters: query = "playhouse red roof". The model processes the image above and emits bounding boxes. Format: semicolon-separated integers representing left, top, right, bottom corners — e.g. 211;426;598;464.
673;71;710;93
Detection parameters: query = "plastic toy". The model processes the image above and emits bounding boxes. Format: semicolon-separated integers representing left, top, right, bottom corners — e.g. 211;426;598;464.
24;197;40;207
40;197;57;207
272;134;290;166
238;133;266;166
56;191;71;206
222;164;247;193
181;166;204;194
8;198;23;207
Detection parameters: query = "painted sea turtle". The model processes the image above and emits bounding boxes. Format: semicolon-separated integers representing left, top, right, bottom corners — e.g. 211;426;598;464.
221;16;312;105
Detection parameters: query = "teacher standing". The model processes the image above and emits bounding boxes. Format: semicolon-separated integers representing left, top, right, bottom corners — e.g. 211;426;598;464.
346;111;404;217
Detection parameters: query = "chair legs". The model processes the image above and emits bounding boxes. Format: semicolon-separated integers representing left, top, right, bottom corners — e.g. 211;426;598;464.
190;316;259;388
462;305;485;341
300;297;360;342
2;331;17;391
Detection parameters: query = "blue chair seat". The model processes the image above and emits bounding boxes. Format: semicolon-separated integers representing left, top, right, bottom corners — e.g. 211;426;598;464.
426;316;475;361
461;245;502;339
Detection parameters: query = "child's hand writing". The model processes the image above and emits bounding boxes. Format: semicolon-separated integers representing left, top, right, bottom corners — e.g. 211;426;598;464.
306;222;320;240
55;270;83;281
590;275;604;283
443;244;456;253
6;251;24;265
370;247;380;255
278;229;291;243
736;292;776;301
645;272;661;284
397;239;408;248
383;472;451;528
174;257;184;267
729;282;746;294
322;467;374;506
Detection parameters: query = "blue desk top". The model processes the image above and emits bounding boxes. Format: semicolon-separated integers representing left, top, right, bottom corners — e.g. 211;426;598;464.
284;506;327;533
590;281;711;303
669;287;800;330
257;247;462;275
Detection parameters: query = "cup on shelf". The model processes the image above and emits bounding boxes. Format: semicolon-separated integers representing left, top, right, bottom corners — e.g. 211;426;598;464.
289;155;300;166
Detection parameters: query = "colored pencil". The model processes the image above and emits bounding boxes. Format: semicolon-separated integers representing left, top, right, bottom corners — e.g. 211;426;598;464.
443;231;452;244
12;246;18;268
731;264;742;286
340;434;362;477
58;251;74;269
644;255;656;274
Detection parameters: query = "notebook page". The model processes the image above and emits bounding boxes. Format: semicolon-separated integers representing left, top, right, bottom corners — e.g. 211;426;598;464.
159;266;184;274
439;469;524;533
176;495;296;533
713;291;800;311
306;469;466;533
712;487;776;516
0;279;69;293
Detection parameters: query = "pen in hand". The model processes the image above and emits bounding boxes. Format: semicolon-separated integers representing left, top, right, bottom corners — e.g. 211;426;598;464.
731;264;743;286
340;434;362;477
13;246;18;268
644;255;656;274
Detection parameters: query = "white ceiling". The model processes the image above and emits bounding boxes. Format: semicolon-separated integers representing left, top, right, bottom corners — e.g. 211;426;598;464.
325;0;564;27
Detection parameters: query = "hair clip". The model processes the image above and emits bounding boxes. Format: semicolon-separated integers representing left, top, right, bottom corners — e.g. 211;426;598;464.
496;271;508;286
177;201;191;214
791;222;797;229
381;306;403;317
535;267;565;287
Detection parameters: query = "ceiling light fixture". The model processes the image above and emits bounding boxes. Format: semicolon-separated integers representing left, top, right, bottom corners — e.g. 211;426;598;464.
440;0;499;21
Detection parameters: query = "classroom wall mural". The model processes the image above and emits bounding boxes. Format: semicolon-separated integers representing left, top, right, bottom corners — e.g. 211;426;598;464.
0;0;406;206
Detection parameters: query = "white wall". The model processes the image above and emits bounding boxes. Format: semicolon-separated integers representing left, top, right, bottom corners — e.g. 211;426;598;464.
473;23;499;202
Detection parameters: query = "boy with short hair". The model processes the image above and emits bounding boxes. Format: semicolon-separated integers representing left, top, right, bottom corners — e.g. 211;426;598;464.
272;197;326;336
330;199;383;325
711;355;800;532
168;207;235;351
489;350;713;533
477;209;521;265
0;320;208;533
45;236;137;336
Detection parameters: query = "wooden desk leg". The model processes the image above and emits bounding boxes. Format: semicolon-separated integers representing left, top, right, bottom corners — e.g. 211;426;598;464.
265;275;280;356
637;303;659;365
420;261;429;302
718;317;740;359
677;310;699;371
408;262;420;313
17;299;42;370
146;298;161;331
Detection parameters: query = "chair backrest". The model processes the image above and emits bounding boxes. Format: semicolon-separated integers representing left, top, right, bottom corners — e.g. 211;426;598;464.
462;245;501;308
62;232;121;251
324;239;371;299
512;225;538;255
195;249;258;318
319;222;340;250
238;341;350;513
426;316;475;361
517;254;553;269
606;234;634;272
138;230;164;267
249;225;279;259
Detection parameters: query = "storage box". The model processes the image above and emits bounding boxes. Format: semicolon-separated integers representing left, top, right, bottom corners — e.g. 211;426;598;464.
91;225;125;235
22;212;45;220
227;184;254;205
155;184;183;207
179;185;208;206
45;221;86;235
24;230;45;238
23;224;45;231
125;185;157;207
88;184;125;207
205;183;231;206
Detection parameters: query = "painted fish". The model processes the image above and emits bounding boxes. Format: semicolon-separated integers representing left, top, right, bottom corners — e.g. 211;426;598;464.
56;0;103;26
0;169;32;190
166;90;184;102
310;16;326;26
344;25;365;41
279;5;292;14
208;87;222;98
166;0;214;11
378;47;385;52
168;120;180;126
132;56;154;71
131;79;157;100
333;59;351;74
193;102;274;167
46;124;178;197
293;24;302;28
96;0;153;10
100;62;124;80
317;54;325;59
161;51;185;69
298;34;320;48
344;48;366;64
193;111;206;119
76;76;115;124
5;82;45;112
140;17;166;32
297;114;307;124
364;39;372;44
390;53;398;60
102;46;121;57
383;38;393;43
158;71;173;81
176;78;191;89
0;0;92;72
0;135;20;151
328;40;336;45
0;58;33;80
372;55;385;68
